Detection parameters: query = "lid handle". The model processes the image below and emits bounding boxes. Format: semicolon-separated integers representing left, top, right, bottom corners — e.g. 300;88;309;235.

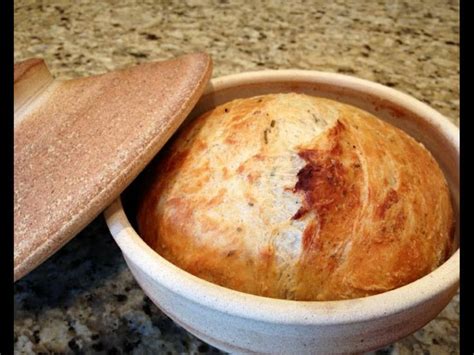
14;58;54;116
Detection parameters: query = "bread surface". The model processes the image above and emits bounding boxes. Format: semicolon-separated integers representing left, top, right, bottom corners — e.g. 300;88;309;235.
137;93;454;301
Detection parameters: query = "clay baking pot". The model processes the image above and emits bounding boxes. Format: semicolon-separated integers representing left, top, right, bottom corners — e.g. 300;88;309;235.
104;70;459;354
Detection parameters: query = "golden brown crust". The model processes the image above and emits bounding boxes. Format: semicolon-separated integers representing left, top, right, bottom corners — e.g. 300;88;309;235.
137;93;454;301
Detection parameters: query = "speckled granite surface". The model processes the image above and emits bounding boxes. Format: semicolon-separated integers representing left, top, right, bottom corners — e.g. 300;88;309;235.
14;0;459;354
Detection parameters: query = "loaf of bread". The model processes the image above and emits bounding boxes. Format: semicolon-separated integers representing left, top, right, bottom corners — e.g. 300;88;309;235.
137;93;454;301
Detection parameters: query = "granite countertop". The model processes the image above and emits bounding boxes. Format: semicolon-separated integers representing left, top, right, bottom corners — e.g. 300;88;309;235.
14;0;459;354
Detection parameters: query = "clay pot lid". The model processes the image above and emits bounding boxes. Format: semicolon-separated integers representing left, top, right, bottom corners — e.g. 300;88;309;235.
14;53;213;281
